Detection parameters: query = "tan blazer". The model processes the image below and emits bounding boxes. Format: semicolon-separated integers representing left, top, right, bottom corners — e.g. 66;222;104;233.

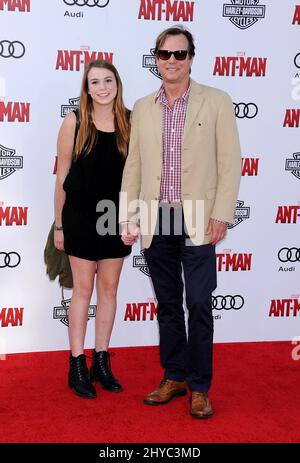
120;80;241;249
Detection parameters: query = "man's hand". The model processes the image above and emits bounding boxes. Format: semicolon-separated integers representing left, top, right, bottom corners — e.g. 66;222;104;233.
121;222;140;246
206;219;227;245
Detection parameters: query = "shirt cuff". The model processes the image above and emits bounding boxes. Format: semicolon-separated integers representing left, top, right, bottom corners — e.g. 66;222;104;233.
120;221;138;224
211;218;229;227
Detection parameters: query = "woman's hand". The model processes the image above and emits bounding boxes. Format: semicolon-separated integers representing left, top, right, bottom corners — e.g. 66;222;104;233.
121;223;140;246
54;229;65;251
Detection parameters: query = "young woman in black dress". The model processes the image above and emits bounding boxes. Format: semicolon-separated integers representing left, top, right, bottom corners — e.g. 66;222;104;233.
54;60;131;398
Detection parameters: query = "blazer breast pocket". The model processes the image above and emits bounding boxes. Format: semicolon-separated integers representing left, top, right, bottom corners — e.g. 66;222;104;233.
196;119;215;132
189;121;214;145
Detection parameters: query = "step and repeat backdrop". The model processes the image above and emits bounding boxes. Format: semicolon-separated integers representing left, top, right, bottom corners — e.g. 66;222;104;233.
0;0;299;354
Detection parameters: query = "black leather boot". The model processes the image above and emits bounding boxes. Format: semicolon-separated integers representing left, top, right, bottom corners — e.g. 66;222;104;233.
90;350;122;392
68;354;97;398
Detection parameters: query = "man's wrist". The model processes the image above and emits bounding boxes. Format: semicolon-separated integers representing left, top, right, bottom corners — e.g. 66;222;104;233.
120;220;138;225
211;218;229;227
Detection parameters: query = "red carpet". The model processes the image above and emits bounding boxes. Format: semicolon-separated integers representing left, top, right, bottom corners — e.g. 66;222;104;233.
0;342;299;443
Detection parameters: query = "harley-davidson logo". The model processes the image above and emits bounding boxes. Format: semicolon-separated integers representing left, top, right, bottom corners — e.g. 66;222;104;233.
223;0;266;30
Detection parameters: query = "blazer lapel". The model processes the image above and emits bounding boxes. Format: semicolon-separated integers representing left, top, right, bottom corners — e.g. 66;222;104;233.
149;81;204;156
150;96;163;157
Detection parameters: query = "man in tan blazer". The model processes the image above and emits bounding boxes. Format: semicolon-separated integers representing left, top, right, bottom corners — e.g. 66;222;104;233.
120;26;241;418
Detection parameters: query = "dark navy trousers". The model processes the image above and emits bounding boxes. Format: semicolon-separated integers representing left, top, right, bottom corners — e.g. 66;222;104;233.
143;206;217;392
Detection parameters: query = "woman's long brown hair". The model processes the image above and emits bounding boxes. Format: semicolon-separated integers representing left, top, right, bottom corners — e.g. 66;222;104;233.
74;60;130;159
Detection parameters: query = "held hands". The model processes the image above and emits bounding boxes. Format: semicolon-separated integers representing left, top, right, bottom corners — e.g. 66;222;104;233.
54;229;65;251
121;220;226;246
206;218;227;245
121;222;140;246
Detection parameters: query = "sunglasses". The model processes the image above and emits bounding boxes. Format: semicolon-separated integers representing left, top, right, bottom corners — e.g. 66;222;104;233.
156;49;189;61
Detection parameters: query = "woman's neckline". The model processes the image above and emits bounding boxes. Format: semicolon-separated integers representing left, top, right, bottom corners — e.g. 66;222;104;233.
97;129;115;134
92;122;115;134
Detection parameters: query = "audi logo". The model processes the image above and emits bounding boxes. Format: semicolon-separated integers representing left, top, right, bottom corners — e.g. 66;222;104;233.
0;40;25;59
63;0;110;6
294;53;300;69
0;252;21;268
212;295;244;310
234;103;258;119
278;247;300;263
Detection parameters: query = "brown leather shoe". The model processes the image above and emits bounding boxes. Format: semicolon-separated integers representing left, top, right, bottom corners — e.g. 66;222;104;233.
144;379;187;405
190;392;214;418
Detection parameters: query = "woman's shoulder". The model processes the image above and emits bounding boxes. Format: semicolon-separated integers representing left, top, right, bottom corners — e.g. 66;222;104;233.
57;110;77;142
62;110;77;129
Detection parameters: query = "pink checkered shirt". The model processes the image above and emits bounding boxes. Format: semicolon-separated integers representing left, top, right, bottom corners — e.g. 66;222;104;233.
155;82;191;203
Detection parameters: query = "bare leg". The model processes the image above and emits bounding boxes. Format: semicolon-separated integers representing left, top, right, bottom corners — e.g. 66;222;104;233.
68;256;96;356
95;258;124;351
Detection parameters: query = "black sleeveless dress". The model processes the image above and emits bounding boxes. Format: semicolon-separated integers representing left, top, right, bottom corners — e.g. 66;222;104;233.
62;129;131;261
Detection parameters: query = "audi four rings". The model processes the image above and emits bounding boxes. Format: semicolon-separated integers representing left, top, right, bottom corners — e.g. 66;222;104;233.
63;0;110;6
294;53;300;69
234;103;258;119
212;295;244;310
278;247;300;262
0;252;21;268
0;40;25;58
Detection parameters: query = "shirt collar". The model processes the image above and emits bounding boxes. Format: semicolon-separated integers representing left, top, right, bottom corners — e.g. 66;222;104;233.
155;80;191;105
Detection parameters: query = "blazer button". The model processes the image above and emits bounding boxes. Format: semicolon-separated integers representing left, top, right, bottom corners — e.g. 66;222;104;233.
157;176;160;180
